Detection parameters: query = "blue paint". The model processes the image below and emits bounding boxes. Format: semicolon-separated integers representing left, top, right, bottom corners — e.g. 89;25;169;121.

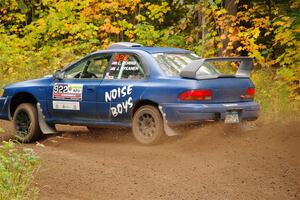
0;45;259;127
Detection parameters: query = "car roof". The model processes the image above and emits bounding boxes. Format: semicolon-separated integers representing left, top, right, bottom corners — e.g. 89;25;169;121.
93;42;191;54
125;46;191;54
91;46;191;56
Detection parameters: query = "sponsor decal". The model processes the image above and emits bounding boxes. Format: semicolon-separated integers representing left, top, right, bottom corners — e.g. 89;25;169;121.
105;85;133;117
110;65;138;71
111;61;137;67
53;83;83;100
53;101;80;110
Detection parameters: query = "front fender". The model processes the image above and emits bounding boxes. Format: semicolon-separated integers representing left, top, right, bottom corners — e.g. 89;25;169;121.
0;96;12;120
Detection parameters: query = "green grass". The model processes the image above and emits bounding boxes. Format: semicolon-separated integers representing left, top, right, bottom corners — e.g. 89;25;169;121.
0;141;40;200
252;70;300;120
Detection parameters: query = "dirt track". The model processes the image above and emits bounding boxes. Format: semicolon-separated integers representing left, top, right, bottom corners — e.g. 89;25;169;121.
0;119;299;200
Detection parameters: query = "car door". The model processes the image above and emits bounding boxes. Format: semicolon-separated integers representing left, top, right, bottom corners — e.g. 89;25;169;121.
98;52;148;123
48;53;113;123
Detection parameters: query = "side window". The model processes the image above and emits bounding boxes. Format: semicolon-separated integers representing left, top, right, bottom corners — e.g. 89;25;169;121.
84;54;112;78
64;54;112;79
105;53;145;80
64;60;87;79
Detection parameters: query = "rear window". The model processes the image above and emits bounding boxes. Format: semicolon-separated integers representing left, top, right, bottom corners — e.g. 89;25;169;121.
196;62;220;76
152;53;219;76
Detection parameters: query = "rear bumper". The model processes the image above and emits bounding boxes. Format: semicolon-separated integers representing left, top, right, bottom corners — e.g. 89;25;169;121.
160;101;259;125
0;96;12;120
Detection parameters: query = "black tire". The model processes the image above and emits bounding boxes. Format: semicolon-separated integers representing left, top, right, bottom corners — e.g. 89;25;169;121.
132;105;165;145
13;103;43;143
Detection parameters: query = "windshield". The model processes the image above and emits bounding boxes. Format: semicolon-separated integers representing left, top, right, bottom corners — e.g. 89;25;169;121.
152;53;220;76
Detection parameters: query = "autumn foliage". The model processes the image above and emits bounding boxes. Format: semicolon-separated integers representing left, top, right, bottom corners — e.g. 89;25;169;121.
0;0;299;115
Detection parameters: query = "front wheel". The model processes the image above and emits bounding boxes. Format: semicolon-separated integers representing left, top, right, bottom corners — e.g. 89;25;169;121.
132;105;165;145
13;103;42;143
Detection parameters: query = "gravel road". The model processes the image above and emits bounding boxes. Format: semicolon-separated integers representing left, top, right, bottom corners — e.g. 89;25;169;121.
0;119;299;200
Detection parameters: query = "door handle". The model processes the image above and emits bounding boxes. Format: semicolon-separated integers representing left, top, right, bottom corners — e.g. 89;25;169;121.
87;87;96;92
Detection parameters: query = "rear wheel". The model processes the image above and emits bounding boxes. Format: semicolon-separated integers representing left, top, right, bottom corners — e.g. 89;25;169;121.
13;103;42;143
132;105;165;145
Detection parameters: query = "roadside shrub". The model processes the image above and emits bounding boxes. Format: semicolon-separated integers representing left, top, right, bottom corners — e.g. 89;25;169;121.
252;70;300;119
0;141;40;200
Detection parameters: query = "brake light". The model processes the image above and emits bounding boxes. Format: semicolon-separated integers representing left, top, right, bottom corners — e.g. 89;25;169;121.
178;90;212;101
241;88;255;99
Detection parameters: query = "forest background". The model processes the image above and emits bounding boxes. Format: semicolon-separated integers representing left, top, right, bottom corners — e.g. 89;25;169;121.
0;0;299;117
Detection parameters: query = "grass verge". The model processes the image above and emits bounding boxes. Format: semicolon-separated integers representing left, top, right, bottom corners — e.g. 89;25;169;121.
0;140;40;200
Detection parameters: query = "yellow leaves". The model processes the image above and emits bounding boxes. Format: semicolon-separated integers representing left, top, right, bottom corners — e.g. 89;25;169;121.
273;17;292;29
119;10;128;15
252;28;260;39
146;40;154;46
236;46;243;52
136;14;146;22
214;9;226;17
217;42;223;49
146;1;170;23
294;26;300;34
124;30;135;40
291;0;300;9
249;49;264;61
242;4;248;9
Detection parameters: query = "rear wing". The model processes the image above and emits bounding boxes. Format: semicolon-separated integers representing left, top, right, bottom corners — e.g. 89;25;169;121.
180;57;253;79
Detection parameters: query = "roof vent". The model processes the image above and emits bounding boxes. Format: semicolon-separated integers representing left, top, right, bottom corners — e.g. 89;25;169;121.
108;42;143;49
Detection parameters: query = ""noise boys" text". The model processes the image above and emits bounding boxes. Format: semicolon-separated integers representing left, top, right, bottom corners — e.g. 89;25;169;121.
105;85;133;117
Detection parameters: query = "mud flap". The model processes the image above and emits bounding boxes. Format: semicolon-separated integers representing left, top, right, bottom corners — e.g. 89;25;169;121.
158;106;180;136
37;103;57;134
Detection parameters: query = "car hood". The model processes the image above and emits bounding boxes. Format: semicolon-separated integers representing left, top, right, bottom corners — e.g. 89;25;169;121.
4;76;53;90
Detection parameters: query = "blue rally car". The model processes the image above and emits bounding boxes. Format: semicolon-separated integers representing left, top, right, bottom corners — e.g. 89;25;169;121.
0;42;259;144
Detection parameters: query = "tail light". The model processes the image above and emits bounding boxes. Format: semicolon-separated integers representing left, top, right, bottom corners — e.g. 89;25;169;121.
178;89;212;101
241;88;255;99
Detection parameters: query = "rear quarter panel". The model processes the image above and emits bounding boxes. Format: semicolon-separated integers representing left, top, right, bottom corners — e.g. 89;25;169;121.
140;76;255;104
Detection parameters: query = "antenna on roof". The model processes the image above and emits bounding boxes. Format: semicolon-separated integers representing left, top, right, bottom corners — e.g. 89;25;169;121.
108;42;143;49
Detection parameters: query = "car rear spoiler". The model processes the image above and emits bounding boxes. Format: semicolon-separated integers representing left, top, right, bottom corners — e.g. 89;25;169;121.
180;57;253;79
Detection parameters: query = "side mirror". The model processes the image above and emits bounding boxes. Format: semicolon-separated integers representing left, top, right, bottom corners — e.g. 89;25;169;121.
53;70;64;80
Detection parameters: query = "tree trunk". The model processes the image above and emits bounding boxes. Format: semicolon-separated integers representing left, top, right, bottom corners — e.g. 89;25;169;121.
222;0;238;55
225;0;237;16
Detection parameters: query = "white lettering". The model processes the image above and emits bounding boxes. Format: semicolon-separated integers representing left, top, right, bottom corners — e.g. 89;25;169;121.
111;107;118;117
105;91;111;102
109;97;134;117
128;97;133;108
117;104;122;113
121;86;127;97
122;101;128;113
127;85;133;95
104;85;134;102
105;86;134;117
111;89;117;99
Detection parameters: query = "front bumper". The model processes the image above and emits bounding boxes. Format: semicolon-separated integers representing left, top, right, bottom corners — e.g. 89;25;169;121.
0;96;12;120
160;101;259;125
